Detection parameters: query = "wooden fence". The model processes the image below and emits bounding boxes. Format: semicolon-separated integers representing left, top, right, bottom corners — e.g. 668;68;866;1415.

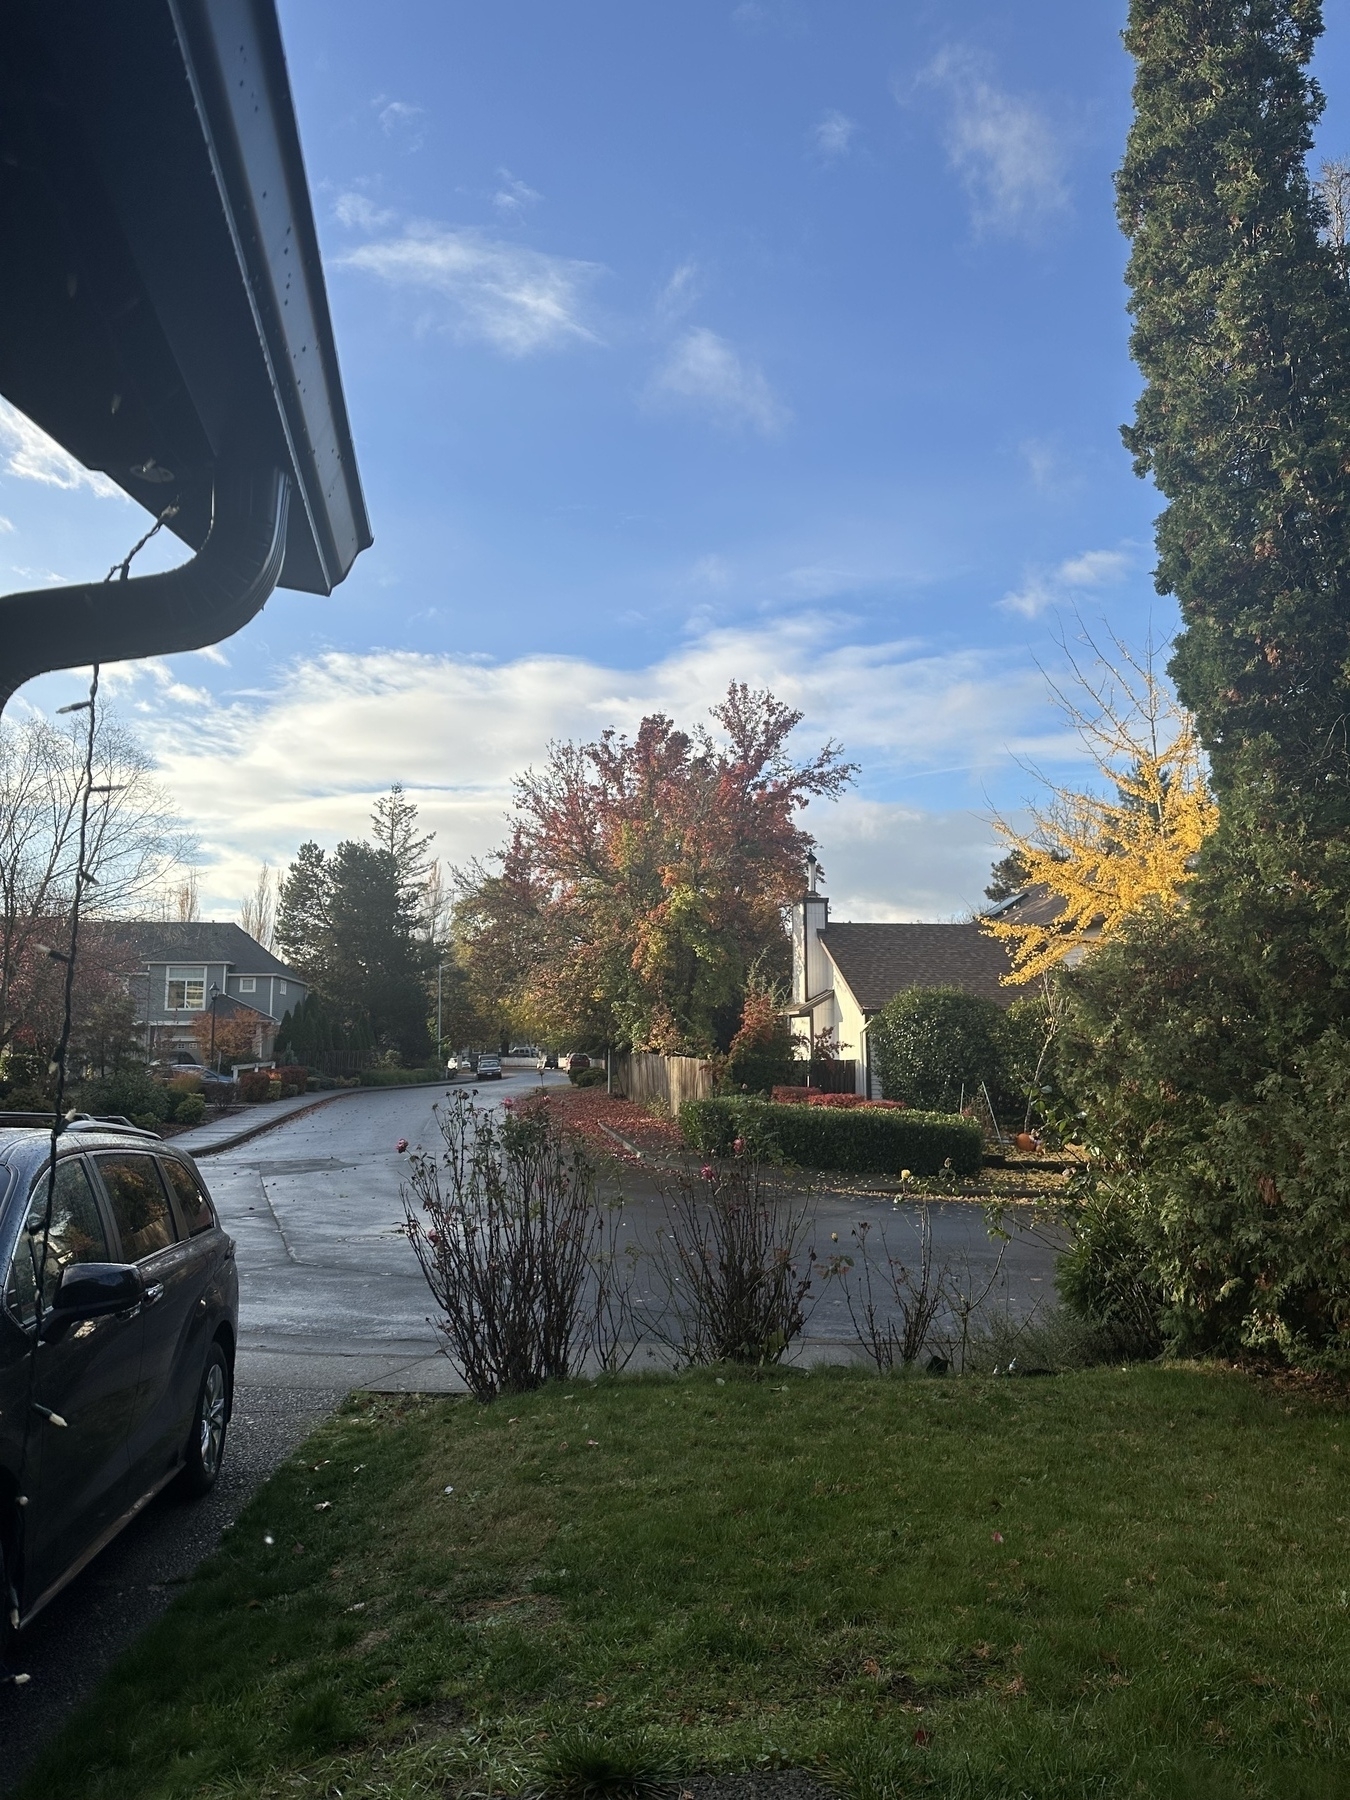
612;1052;714;1115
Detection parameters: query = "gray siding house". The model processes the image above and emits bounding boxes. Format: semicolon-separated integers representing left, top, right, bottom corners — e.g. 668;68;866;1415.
119;923;308;1065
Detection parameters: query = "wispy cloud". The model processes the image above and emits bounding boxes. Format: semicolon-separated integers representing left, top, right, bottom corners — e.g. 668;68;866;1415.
334;190;396;231
813;110;857;159
922;49;1067;239
648;328;788;434
493;170;542;218
375;96;426;150
340;225;603;356
0;400;122;497
655;261;703;326
0;516;13;533
999;547;1131;620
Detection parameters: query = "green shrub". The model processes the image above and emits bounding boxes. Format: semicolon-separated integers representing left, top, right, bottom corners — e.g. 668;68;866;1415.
679;1096;983;1176
171;1092;207;1126
571;1065;607;1088
1056;1186;1164;1360
868;986;1020;1115
77;1068;168;1124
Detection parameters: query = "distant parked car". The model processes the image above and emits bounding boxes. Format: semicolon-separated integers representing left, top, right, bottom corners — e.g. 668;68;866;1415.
0;1119;237;1663
536;1051;558;1072
155;1062;233;1093
475;1053;502;1080
563;1053;591;1075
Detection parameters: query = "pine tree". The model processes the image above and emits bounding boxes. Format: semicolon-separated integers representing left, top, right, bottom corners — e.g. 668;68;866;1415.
371;785;434;905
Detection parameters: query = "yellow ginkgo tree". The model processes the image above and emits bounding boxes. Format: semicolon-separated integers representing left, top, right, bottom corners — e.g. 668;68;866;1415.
984;631;1218;985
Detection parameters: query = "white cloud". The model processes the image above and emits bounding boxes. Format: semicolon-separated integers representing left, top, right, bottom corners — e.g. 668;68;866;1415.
90;621;1069;921
999;547;1131;620
805;796;1007;923
0;400;123;498
648;328;788;434
340;225;602;356
375;97;425;149
493;170;542;217
0;515;13;533
923;49;1067;239
814;110;857;159
334;191;396;231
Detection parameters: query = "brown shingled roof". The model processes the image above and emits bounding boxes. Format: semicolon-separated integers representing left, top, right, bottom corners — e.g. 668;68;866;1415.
818;922;1015;1011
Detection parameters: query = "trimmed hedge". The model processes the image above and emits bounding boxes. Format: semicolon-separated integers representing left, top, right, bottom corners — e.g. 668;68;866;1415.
358;1066;444;1087
680;1096;983;1176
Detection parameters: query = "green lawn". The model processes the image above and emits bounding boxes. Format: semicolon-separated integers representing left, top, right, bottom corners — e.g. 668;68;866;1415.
20;1365;1350;1800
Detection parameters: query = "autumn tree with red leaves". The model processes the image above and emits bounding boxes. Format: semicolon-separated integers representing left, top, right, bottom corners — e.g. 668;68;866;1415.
455;684;854;1054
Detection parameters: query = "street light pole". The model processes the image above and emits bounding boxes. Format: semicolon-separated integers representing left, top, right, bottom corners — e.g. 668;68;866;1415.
208;983;219;1071
437;962;444;1063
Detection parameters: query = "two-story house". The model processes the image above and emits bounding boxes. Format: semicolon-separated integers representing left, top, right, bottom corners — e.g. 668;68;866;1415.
118;922;309;1066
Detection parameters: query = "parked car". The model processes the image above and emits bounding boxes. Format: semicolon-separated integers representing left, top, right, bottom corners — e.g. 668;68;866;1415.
0;1120;237;1667
563;1053;591;1075
536;1051;558;1072
154;1061;233;1093
475;1053;502;1080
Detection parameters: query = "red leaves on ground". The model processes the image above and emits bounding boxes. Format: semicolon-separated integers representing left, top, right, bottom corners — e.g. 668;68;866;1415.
534;1085;684;1160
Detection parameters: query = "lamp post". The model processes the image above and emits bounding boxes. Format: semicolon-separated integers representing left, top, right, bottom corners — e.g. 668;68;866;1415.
437;962;444;1064
208;983;220;1071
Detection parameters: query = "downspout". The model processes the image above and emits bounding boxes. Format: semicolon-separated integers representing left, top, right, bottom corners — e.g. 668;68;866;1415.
0;463;289;715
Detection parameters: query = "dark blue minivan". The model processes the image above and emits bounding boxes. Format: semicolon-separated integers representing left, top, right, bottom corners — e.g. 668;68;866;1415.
0;1121;237;1667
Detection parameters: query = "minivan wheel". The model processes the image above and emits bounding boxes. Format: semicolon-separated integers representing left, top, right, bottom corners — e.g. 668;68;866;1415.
178;1343;231;1498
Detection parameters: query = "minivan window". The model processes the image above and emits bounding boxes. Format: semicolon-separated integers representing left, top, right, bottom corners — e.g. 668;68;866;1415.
5;1160;110;1327
95;1154;177;1261
161;1158;215;1236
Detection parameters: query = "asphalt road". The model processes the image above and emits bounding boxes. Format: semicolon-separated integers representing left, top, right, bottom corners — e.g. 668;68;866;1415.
1;1070;1060;1784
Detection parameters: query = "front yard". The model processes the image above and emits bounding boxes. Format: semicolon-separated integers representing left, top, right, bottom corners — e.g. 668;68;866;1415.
19;1364;1350;1800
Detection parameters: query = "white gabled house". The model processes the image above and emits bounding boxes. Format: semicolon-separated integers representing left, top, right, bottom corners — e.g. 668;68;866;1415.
786;871;1058;1097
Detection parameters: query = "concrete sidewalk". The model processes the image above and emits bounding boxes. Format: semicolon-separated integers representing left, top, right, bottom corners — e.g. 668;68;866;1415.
169;1089;350;1158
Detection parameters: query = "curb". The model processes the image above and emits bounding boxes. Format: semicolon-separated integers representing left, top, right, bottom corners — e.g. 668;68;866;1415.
182;1090;348;1158
183;1076;474;1159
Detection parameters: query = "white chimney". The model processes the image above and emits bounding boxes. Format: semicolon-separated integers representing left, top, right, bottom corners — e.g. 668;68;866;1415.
791;879;830;1004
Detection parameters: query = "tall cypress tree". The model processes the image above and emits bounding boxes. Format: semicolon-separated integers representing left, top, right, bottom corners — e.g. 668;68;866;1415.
1120;0;1350;809
1063;0;1350;1361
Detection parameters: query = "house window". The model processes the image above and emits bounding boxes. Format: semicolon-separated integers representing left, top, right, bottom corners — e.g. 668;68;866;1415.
278;980;287;995
165;967;206;1011
238;977;256;993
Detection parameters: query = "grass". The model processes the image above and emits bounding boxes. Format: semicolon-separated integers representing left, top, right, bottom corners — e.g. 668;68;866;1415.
18;1364;1350;1800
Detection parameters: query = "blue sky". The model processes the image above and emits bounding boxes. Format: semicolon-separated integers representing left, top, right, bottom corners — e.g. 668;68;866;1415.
3;1;1348;920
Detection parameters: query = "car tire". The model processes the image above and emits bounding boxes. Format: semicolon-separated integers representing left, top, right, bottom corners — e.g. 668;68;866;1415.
177;1341;231;1498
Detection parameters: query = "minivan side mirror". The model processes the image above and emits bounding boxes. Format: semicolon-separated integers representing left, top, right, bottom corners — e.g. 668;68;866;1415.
41;1263;143;1340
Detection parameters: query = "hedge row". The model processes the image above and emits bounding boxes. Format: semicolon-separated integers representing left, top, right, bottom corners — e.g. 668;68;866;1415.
679;1096;984;1176
358;1066;444;1087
